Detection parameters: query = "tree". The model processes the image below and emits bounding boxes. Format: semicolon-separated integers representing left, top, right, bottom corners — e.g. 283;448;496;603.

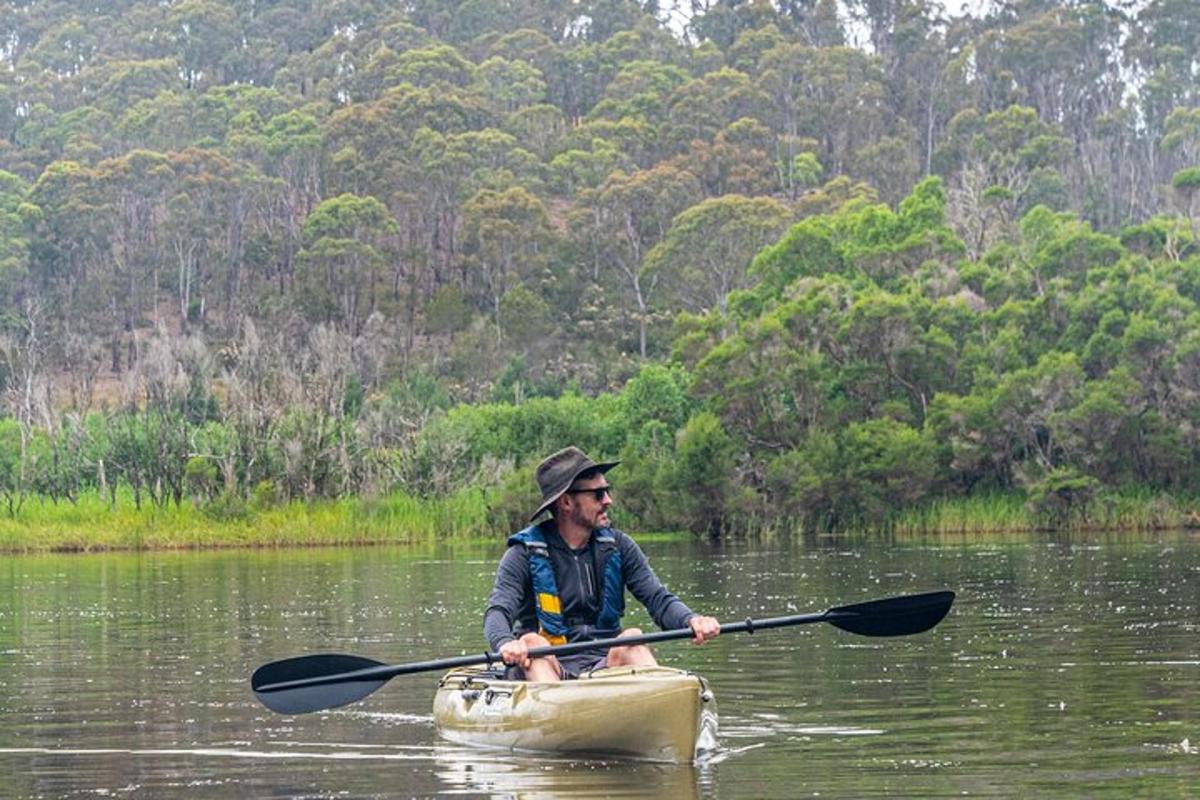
669;411;738;534
460;185;554;341
590;164;703;358
162;148;244;331
1170;167;1200;242
758;44;888;179
297;193;398;335
687;116;779;196
645;193;791;316
940;106;1073;257
165;0;243;89
0;171;31;305
665;67;768;155
475;56;548;114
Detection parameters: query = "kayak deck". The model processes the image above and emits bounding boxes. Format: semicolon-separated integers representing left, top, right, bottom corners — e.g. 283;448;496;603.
433;664;717;763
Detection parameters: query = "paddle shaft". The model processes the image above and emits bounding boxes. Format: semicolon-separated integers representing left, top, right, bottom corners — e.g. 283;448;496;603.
254;609;840;695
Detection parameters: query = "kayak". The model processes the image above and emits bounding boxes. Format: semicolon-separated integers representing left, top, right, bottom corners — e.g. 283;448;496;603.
433;664;717;762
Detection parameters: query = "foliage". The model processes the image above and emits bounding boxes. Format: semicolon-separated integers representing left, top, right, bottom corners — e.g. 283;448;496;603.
0;0;1199;540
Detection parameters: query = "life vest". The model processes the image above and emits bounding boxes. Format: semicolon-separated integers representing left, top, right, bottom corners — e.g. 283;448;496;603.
508;524;625;645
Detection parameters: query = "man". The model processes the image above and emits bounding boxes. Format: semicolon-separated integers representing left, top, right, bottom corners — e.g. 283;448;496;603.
484;446;721;681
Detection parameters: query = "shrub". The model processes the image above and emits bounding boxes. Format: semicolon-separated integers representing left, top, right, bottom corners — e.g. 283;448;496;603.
668;412;737;534
1025;468;1100;529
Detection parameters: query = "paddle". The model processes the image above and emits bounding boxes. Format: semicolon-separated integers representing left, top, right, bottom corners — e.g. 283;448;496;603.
251;589;954;715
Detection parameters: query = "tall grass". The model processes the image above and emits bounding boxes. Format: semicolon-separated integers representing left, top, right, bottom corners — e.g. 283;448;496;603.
0;487;495;553
891;493;1032;535
1;486;1196;553
891;488;1200;536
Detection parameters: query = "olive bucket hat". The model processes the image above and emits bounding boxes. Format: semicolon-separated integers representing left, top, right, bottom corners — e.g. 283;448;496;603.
530;446;619;520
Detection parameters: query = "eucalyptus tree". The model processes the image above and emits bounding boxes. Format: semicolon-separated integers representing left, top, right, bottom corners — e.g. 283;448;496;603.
0;171;30;304
938;105;1072;257
95;150;172;365
297;193;398;334
459;185;555;340
229;109;324;295
1126;0;1200;150
665;67;767;156
588;58;690;135
644;193;791;316
588;163;703;358
474;56;548;114
1163;108;1200;239
684;116;779;197
971;0;1129;223
687;0;783;53
25;160;116;363
162;147;250;331
725;24;786;74
502;102;567;160
164;0;244;89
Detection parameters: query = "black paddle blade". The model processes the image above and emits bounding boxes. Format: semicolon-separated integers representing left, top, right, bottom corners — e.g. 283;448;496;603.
827;590;955;637
252;653;389;714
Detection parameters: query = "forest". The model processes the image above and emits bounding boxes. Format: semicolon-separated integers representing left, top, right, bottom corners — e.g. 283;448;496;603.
0;0;1198;542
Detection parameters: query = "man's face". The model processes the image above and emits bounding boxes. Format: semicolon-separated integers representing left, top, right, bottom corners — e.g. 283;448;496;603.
563;474;613;531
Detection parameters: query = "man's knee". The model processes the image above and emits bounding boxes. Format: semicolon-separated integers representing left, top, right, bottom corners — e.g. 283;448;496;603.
618;627;644;638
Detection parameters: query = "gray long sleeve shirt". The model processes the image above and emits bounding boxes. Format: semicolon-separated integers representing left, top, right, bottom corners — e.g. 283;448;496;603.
483;524;696;651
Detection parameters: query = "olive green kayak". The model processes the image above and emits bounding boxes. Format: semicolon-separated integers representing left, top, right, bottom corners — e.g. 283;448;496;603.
433;665;717;762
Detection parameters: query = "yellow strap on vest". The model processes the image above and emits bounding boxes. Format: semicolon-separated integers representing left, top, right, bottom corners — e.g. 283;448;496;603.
539;629;568;646
537;592;561;615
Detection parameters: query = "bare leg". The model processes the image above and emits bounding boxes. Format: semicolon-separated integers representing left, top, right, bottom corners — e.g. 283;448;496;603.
605;627;658;668
518;632;563;681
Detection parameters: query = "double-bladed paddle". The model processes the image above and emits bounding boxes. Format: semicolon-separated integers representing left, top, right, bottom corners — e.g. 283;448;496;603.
251;589;954;715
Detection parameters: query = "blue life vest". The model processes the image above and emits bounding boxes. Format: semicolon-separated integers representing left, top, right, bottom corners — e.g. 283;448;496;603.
508;524;625;645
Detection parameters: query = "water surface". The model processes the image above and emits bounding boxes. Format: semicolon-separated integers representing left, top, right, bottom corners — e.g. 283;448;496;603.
1;532;1198;797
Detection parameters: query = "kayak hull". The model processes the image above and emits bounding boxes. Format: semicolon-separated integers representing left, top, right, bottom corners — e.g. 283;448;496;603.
433;665;716;762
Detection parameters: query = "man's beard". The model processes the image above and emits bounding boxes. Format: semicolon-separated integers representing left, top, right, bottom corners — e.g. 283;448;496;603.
569;503;601;531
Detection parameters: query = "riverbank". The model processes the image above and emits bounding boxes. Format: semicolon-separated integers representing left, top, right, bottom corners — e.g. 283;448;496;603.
0;488;496;552
890;489;1200;535
1;487;1197;553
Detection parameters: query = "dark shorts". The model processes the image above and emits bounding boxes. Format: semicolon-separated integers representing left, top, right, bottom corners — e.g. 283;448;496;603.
504;650;608;681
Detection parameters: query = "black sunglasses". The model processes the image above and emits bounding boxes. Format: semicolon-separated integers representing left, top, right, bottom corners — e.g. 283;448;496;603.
565;485;612;501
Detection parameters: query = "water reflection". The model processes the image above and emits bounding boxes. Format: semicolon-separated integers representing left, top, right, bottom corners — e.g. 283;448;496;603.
433;745;700;799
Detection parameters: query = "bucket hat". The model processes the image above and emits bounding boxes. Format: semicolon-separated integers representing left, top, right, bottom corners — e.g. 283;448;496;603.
530;446;618;520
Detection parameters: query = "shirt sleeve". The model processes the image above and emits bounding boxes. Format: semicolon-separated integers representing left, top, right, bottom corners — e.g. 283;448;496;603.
618;533;696;632
483;545;531;651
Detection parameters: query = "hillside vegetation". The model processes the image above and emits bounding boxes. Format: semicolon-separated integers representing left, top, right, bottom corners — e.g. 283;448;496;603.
0;1;1197;543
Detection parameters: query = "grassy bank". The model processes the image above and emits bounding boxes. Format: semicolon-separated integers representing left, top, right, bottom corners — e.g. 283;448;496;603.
1;487;1198;553
890;489;1200;535
0;488;496;552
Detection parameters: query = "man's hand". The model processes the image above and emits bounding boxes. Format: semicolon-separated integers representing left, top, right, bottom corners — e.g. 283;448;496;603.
499;639;531;669
688;615;721;644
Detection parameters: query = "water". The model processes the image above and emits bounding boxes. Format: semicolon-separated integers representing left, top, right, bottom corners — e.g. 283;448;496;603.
1;533;1198;798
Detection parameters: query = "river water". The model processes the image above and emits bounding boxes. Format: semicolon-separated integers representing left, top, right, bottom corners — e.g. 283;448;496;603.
1;532;1197;798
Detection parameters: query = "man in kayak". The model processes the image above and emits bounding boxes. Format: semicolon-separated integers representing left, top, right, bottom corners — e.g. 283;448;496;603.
484;446;721;681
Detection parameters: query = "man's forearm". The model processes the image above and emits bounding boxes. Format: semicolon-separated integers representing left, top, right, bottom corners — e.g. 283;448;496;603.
483;607;516;652
621;538;695;630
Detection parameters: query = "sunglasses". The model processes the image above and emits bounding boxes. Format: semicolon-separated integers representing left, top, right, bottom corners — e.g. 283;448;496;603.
566;485;612;502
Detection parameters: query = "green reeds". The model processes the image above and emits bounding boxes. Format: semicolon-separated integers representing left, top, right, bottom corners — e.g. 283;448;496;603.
0;487;497;553
1;486;1196;553
890;489;1200;536
891;493;1031;535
